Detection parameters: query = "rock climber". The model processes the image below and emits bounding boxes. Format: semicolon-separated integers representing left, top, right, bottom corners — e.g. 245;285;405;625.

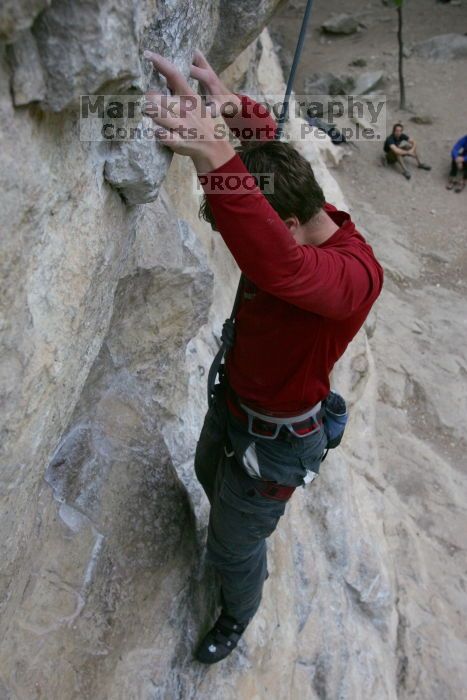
143;50;384;664
383;122;431;179
446;134;467;193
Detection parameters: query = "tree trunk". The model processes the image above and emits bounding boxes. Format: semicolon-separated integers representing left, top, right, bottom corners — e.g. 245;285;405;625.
397;5;406;110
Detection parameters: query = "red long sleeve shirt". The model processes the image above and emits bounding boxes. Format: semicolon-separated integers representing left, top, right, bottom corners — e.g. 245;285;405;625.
201;96;383;415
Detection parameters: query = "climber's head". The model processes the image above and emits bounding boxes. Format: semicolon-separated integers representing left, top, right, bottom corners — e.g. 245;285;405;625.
199;140;325;231
392;123;404;138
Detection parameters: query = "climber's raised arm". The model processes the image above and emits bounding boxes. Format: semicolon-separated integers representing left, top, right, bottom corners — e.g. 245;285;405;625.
143;52;382;319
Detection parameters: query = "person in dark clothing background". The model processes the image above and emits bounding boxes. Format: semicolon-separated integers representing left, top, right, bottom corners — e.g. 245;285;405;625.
446;134;467;193
143;50;384;664
384;123;431;179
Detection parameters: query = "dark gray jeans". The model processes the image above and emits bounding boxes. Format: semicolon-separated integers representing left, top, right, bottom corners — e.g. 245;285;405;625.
194;384;327;625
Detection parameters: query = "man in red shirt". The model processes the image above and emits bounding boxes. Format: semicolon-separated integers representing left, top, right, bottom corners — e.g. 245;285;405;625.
143;50;384;664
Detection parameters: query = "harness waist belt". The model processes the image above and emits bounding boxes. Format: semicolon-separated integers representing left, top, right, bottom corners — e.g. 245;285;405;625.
238;401;321;424
226;386;323;440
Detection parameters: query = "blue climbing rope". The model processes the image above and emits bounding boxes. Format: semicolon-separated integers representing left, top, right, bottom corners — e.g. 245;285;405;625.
275;0;315;141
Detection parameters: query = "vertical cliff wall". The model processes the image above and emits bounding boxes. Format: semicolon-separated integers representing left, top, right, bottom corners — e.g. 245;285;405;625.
0;3;286;697
1;2;465;699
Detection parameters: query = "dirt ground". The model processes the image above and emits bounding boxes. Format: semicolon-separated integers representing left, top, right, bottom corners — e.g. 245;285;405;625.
270;0;467;290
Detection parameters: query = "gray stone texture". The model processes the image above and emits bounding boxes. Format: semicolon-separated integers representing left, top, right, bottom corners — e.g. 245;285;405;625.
412;33;467;61
0;0;50;42
208;0;285;72
1;2;466;698
7;29;46;105
306;70;384;97
321;13;361;35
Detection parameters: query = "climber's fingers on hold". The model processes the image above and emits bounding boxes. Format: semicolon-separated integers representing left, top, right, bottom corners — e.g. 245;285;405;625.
192;49;210;70
153;126;182;152
141;102;182;145
190;50;219;94
189;65;209;85
144;91;195;124
143;51;195;97
144;91;182;118
143;93;181;130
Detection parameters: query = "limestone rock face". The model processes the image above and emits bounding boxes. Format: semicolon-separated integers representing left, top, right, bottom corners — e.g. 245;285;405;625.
1;3;466;699
103;126;174;205
7;29;46;105
208;0;285;72
25;0;218;205
33;0;143;112
0;0;50;42
31;0;217;112
3;0;279;207
0;3;286;696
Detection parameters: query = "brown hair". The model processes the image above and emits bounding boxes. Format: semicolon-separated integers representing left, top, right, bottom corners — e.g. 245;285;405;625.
199;140;325;228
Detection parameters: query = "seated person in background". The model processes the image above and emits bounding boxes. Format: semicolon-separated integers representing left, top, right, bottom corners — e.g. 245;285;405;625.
383;123;431;180
446;134;467;193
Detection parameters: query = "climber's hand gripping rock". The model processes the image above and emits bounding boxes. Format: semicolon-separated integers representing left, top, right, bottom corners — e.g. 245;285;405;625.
143;51;235;173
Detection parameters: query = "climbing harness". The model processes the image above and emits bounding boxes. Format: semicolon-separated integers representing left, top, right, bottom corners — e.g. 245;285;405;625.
206;0;315;407
226;389;323;441
206;278;243;406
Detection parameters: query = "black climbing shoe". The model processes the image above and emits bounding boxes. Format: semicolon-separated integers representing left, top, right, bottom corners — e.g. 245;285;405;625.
418;163;431;170
403;170;411;180
195;611;247;664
